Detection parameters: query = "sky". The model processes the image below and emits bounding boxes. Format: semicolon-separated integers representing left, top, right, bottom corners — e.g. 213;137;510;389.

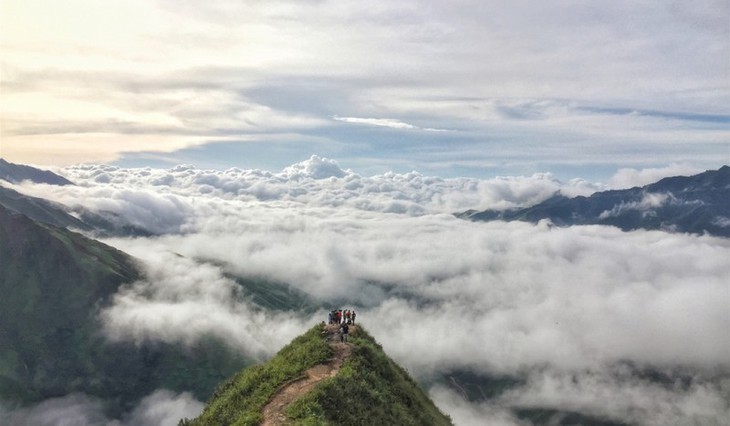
1;0;728;181
2;160;729;425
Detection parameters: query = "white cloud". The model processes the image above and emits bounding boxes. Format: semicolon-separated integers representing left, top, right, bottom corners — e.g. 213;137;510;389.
98;243;314;359
2;1;727;170
609;164;704;189
123;390;204;426
598;192;673;219
0;394;109;426
334;115;418;129
1;390;204;426
429;386;521;426
500;369;730;425
6;161;730;424
332;115;447;132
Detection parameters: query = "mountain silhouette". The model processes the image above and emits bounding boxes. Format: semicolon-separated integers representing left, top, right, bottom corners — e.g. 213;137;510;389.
0;158;73;186
459;166;730;237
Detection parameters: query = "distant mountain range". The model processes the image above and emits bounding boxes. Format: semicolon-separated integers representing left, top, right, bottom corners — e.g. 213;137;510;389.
0;185;93;231
0;158;73;186
0;159;154;237
459;166;730;237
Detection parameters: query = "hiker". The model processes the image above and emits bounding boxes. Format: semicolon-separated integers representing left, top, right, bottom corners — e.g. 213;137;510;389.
328;310;334;324
351;310;356;324
340;322;349;343
345;309;351;324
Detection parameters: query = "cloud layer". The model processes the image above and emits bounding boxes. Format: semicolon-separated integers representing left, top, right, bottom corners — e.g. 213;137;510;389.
1;390;203;426
6;160;730;424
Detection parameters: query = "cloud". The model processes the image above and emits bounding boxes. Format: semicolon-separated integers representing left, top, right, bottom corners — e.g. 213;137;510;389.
598;192;673;219
334;115;418;129
0;394;110;426
1;390;203;426
333;115;447;132
500;369;730;425
2;1;727;175
98;241;315;359
122;390;204;426
429;386;521;426
282;155;348;179
7;157;604;239
6;162;730;423
609;164;705;189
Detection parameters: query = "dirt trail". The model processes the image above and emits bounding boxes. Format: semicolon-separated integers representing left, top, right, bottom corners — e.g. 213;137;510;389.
261;324;354;426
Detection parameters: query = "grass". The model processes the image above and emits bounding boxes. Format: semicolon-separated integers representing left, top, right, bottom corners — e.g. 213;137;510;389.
285;326;452;426
0;208;250;417
186;322;452;425
186;324;332;426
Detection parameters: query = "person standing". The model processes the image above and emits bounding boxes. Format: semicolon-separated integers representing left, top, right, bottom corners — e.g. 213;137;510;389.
340;322;349;343
351;310;356;324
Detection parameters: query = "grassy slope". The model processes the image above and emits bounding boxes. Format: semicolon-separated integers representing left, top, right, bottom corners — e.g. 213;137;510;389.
0;206;250;415
0;205;140;402
187;324;452;426
188;325;333;425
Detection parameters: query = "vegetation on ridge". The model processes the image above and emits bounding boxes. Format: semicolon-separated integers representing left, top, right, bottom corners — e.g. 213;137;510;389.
185;323;452;426
186;325;333;425
0;206;249;417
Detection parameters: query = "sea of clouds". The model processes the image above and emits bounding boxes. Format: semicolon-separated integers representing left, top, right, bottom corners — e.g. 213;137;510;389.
4;157;728;425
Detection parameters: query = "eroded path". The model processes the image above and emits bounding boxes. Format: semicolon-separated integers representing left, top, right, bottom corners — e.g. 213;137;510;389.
261;324;354;426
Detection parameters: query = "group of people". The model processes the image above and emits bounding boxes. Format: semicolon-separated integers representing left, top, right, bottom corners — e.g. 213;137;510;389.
328;309;356;325
327;309;356;343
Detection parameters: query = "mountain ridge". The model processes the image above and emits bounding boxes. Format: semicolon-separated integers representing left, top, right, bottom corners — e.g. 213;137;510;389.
184;323;452;426
0;158;73;186
0;205;250;417
459;166;730;237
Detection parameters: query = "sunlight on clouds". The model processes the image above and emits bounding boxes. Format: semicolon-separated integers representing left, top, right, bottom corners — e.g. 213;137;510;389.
1;134;216;166
2;1;727;173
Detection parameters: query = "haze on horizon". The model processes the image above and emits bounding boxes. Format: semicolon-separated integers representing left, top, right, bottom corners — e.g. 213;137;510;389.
1;0;728;180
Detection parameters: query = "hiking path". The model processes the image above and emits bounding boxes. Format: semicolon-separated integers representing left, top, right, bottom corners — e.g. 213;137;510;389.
261;323;354;426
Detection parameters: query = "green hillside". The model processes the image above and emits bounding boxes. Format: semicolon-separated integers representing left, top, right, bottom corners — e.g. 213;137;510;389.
0;205;249;416
186;323;452;426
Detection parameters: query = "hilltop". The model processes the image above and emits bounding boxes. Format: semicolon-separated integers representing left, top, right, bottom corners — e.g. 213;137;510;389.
184;323;452;426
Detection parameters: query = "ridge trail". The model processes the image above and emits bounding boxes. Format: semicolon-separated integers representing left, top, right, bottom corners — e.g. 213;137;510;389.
261;323;354;426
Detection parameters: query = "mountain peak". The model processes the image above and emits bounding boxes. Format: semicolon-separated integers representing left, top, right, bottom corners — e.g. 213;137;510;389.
185;323;452;425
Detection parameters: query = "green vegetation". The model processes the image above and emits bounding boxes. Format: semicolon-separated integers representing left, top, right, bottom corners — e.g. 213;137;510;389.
0;206;250;416
232;274;320;314
187;325;332;425
187;324;451;426
286;326;451;426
